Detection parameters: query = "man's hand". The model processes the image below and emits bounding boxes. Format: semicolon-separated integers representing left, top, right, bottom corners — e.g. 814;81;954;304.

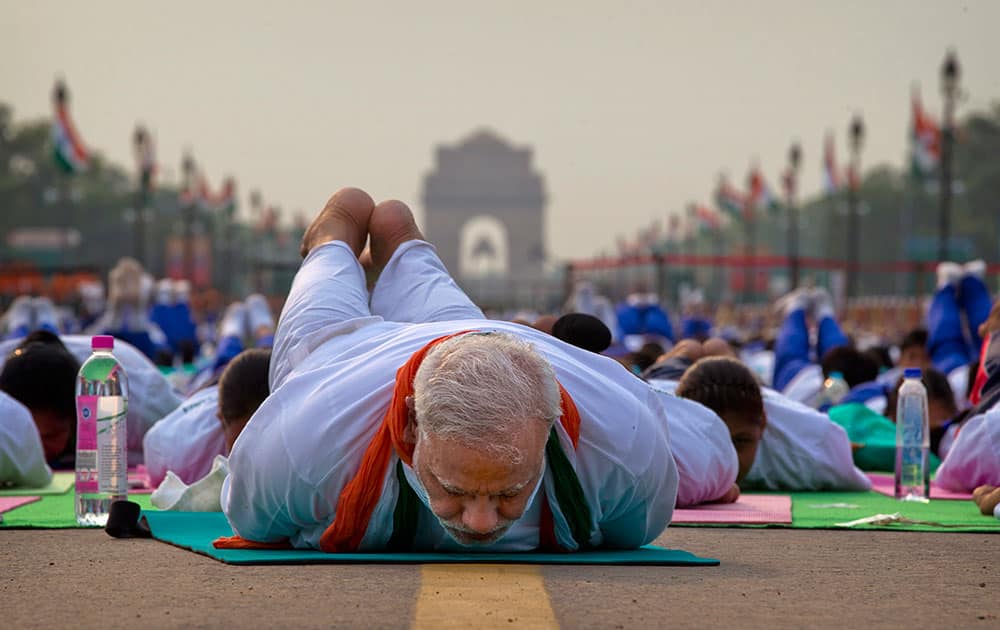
972;485;1000;516
978;301;1000;340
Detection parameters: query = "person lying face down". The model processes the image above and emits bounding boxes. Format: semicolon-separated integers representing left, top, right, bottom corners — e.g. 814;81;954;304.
0;331;80;466
675;356;767;485
143;348;272;487
220;187;678;552
217;348;272;452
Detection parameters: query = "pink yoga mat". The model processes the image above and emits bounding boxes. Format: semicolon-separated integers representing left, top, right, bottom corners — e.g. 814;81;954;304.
127;465;155;494
866;472;973;500
0;496;41;514
672;493;792;524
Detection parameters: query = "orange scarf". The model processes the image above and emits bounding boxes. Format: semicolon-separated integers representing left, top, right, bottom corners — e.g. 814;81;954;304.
215;331;581;552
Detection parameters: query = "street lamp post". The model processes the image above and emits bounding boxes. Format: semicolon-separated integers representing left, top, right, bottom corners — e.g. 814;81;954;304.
939;50;960;262
181;153;197;283
132;126;150;263
743;172;756;304
249;190;263;292
846;116;865;300
785;143;802;290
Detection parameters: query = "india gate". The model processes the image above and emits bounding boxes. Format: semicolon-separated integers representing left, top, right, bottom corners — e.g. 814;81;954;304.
421;130;548;282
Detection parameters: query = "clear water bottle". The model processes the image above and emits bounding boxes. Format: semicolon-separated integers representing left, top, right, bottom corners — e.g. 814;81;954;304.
894;367;930;502
75;335;129;526
817;371;850;409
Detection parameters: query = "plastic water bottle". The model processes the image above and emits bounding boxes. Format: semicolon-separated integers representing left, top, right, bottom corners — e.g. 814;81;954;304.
75;335;129;526
894;367;930;502
817;371;850;409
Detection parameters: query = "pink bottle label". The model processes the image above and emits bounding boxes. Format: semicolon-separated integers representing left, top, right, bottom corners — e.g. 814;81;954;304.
76;395;98;493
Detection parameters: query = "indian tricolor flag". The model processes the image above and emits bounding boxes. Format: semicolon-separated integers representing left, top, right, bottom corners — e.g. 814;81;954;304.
748;167;780;215
714;176;747;221
911;88;941;180
691;203;722;233
51;81;89;174
822;133;841;194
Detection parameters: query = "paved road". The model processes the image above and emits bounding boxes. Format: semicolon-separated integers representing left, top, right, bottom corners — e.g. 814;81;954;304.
3;527;996;628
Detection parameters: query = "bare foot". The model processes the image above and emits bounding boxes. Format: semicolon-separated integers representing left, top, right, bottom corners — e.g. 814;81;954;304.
300;187;375;258
368;200;425;269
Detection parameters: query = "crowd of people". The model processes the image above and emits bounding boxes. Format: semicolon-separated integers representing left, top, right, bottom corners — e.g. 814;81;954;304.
1;186;998;552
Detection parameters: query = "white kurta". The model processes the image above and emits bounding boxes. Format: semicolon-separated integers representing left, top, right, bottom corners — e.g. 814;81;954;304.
749;389;872;491
650;379;870;492
223;240;679;551
933;411;1000;492
0;391;52;488
648;381;740;506
0;335;183;458
142;386;226;487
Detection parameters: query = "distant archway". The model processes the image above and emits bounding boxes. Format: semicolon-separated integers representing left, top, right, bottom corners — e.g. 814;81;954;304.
459;216;508;276
421;129;547;280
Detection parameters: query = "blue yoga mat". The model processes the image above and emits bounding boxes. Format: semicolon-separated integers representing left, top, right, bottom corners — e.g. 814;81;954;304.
143;511;720;566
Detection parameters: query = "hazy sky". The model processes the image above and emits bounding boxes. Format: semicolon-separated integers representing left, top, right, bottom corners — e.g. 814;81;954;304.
3;0;998;261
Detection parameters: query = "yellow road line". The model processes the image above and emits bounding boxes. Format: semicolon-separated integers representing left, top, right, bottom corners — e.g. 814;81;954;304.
413;564;559;629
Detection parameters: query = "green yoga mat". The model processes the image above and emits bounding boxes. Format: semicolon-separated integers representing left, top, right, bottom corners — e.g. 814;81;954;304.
142;511;720;566
0;490;155;528
0;472;75;497
673;490;1000;533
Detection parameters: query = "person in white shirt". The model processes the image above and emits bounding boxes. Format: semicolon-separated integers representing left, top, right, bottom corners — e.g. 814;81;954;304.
143;348;271;486
646;339;871;493
934;410;1000;493
0;330;182;467
0;391;52;488
221;187;678;552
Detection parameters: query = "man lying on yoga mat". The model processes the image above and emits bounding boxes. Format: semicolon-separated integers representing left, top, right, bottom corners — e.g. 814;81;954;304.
644;339;871;493
220;187;679;552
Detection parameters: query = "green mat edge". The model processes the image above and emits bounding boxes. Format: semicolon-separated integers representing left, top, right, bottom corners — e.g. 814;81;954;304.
142;511;721;566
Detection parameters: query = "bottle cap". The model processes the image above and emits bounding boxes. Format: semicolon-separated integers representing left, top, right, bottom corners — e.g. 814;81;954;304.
903;367;922;379
830;371;845;380
92;335;114;351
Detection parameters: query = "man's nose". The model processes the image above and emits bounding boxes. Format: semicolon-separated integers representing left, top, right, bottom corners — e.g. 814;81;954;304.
462;495;499;533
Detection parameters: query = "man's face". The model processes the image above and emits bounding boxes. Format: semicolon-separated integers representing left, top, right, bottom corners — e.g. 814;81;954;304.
719;410;765;483
411;424;547;546
33;409;72;461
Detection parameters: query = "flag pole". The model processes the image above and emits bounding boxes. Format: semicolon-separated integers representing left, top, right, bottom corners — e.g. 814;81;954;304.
744;172;756;304
786;144;802;290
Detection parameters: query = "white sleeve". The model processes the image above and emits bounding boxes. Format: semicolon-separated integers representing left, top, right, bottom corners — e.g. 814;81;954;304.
934;412;1000;492
656;390;739;506
0;392;53;488
222;389;326;545
142;387;226;487
269;241;380;390
571;384;677;549
745;389;872;491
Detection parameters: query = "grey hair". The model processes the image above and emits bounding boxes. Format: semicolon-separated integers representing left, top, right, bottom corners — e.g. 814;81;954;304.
412;332;561;463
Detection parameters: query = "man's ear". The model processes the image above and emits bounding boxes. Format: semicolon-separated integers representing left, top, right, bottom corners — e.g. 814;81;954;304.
760;410;769;432
403;395;418;444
